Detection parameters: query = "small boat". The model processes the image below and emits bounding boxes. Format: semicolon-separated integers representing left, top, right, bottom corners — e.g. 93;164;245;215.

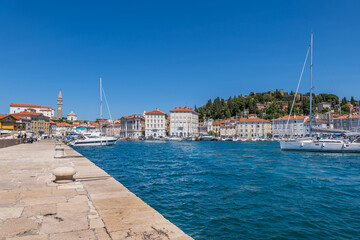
200;135;214;141
164;136;183;141
186;137;197;141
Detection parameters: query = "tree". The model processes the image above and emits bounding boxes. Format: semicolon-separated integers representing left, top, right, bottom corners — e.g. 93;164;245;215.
341;104;350;114
351;96;356;106
341;97;348;105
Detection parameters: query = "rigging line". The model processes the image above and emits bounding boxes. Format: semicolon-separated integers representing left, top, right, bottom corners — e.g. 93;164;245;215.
284;45;310;138
102;88;116;135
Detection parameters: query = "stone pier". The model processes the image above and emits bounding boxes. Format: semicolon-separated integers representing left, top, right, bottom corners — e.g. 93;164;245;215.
0;140;192;240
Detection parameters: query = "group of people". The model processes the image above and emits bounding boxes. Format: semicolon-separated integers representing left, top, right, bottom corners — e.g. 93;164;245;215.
17;133;35;144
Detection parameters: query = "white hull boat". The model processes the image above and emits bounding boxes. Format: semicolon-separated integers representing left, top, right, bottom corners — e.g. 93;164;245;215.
69;136;118;147
200;135;213;141
165;136;183;141
186;137;197;141
280;139;360;153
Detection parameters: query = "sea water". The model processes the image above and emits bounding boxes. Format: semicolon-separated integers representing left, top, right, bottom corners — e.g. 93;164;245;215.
75;141;360;239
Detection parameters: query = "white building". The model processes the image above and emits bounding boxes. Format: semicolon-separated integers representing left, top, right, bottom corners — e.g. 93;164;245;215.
334;115;360;132
120;114;145;139
55;122;75;137
272;115;308;138
304;119;329;136
145;109;168;138
169;107;199;137
236;117;272;139
67;111;78;121
199;119;214;135
10;103;55;119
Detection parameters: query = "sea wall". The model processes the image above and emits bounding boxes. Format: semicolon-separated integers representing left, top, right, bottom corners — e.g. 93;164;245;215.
0;138;23;149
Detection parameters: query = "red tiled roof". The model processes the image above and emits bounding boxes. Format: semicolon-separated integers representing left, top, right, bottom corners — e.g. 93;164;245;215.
305;119;327;123
333;115;359;120
12;112;43;116
56;123;73;127
145;109;166;115
122;115;144;119
67;112;77;116
0;114;31;121
0;114;10;119
239;117;270;123
10;103;41;108
170;107;194;112
273;115;306;121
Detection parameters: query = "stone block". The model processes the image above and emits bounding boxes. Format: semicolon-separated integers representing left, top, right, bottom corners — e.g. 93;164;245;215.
0;207;23;220
49;230;96;240
0;218;38;238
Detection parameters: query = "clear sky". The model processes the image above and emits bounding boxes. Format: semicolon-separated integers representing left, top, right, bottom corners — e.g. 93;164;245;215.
1;0;360;120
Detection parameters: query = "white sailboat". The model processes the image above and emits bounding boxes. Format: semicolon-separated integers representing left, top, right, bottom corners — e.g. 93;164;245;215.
280;34;360;153
69;78;118;147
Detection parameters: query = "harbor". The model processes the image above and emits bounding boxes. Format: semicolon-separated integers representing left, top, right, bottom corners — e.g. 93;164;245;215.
1;1;360;239
75;140;360;240
0;140;192;240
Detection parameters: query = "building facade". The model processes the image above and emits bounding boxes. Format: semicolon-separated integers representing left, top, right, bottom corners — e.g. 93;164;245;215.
304;119;329;136
144;109;168;138
272;115;307;137
0;115;26;134
236;117;272;139
333;115;360;132
13;111;51;136
105;124;121;136
120;114;145;139
169;107;199;137
220;123;236;137
67;111;78;121
10;103;55;118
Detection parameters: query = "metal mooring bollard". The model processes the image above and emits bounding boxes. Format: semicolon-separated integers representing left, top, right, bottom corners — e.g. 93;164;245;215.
52;167;77;183
54;147;64;158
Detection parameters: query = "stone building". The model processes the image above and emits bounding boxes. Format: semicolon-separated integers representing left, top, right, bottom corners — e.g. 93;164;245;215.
120;114;145;139
236;117;272;139
10;103;55;119
144;109;168;138
169;107;199;137
272;115;307;138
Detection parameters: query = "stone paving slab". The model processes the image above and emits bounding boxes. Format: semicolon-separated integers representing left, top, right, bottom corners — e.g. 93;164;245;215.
0;140;193;240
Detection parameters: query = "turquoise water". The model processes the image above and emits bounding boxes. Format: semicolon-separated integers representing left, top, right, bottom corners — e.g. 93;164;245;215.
75;141;360;239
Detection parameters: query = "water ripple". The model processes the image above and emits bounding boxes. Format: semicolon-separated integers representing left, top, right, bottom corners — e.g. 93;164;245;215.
75;141;360;240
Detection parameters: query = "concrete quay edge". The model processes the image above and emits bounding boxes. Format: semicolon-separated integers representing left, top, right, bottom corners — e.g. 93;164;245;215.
0;140;193;240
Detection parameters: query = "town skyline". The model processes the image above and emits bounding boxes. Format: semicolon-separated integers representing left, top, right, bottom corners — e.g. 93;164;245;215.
1;1;360;120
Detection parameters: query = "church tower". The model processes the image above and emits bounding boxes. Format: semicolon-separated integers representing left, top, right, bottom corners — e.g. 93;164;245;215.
57;90;63;119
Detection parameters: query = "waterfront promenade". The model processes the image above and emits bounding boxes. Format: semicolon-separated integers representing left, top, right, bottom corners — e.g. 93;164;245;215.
0;140;192;240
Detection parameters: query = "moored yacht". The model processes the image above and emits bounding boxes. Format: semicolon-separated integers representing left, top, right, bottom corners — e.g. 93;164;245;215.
280;138;360;153
69;135;117;146
280;34;360;153
164;135;183;141
69;77;118;147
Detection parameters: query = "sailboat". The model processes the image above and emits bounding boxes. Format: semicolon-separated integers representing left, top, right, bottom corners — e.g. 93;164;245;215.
280;34;360;153
69;78;118;147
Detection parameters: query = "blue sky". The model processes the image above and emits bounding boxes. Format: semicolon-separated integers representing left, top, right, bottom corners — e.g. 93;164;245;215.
1;1;360;120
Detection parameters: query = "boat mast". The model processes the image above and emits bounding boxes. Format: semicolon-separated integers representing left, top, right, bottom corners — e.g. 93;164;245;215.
100;77;103;137
309;33;313;137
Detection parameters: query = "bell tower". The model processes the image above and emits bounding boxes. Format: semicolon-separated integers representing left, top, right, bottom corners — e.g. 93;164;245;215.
57;90;63;119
